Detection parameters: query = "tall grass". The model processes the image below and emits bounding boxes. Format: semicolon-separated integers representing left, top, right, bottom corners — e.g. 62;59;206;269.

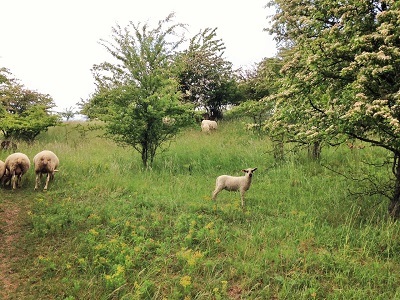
1;119;400;299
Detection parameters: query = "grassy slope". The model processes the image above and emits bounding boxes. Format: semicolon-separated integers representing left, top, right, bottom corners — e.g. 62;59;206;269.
1;120;400;299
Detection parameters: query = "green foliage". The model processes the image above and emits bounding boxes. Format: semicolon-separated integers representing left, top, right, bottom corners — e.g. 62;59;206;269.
231;57;284;132
0;68;59;141
227;100;273;133
237;57;283;102
84;14;194;168
2;105;60;142
0;67;13;84
176;28;239;118
59;106;78;121
266;0;400;145
265;0;400;216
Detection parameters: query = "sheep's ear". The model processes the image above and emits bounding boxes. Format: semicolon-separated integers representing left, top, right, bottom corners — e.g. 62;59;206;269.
252;168;258;172
242;169;248;173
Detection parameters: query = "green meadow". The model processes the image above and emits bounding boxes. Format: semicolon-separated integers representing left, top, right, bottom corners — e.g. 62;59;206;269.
1;119;400;299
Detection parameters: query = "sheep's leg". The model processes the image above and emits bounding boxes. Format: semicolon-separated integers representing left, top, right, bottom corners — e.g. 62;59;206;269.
34;173;41;190
2;171;10;186
212;186;223;201
11;174;17;190
17;174;22;188
44;173;50;191
240;190;245;208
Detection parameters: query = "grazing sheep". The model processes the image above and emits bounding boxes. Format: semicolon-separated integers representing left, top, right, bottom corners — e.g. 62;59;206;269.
201;120;218;132
212;168;258;207
5;152;31;190
33;150;59;191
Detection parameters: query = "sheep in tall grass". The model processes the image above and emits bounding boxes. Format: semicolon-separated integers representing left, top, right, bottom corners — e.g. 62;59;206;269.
201;120;218;132
212;168;257;207
1;140;17;152
33;150;59;191
5;152;31;190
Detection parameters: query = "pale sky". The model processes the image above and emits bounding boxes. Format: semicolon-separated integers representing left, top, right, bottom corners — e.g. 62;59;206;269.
0;0;276;113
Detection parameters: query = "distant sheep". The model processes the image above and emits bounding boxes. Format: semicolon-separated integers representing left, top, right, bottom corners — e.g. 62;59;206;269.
33;150;59;191
1;140;17;152
212;168;257;207
5;152;31;190
201;120;218;132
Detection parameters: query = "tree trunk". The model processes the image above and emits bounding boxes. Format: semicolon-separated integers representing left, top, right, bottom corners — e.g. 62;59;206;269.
308;141;321;160
141;143;149;169
273;140;284;161
389;153;400;219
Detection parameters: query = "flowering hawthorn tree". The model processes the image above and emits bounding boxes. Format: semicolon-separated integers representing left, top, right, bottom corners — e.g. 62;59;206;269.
176;28;239;119
266;0;400;217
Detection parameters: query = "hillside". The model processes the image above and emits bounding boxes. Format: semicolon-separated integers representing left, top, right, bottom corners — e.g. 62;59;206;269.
1;120;399;299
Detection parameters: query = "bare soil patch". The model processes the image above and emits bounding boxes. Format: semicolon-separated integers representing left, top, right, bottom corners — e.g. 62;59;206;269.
0;199;23;300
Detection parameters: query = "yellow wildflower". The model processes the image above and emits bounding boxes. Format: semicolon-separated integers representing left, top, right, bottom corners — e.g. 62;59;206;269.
89;228;99;235
193;251;203;259
205;222;214;230
105;274;112;281
180;275;191;288
115;264;124;275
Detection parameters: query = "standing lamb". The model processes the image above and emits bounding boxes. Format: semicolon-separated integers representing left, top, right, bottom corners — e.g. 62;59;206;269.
212;168;257;207
201;120;218;132
5;152;31;190
33;150;59;191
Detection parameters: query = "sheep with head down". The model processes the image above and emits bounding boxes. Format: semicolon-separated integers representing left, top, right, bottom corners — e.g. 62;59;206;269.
201;120;218;132
33;150;59;191
4;152;31;190
212;168;258;208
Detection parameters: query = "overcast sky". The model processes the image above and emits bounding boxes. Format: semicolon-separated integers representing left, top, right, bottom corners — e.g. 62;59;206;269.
0;0;277;113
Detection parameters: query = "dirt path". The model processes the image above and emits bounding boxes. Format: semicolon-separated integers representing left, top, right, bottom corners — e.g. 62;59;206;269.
0;199;23;300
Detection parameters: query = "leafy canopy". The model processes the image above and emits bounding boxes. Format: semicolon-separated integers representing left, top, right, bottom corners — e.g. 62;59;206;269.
265;0;400;217
266;0;400;148
176;28;239;119
0;68;59;142
83;14;194;168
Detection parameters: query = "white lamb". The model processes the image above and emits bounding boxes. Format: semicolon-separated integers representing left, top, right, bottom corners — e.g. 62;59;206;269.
33;150;59;191
212;168;258;207
201;120;218;132
5;152;31;190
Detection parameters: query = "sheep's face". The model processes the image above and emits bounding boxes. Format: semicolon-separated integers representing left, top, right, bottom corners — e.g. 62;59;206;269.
36;156;54;173
242;168;257;178
40;157;51;166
